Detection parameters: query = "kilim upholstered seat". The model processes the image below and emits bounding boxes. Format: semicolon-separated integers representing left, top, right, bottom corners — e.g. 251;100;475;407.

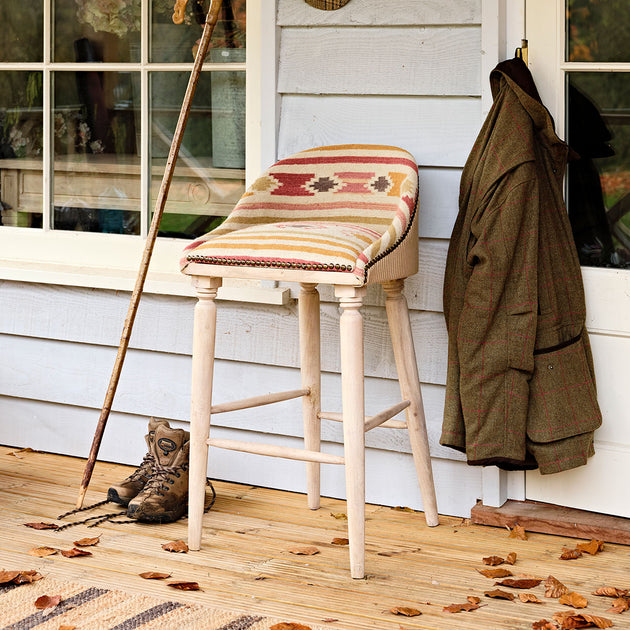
181;144;439;578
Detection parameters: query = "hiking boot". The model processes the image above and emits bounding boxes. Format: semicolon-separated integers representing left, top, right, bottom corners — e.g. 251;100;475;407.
107;417;169;507
126;423;190;523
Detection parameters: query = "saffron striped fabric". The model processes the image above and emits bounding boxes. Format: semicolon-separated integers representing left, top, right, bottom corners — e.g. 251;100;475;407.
181;144;419;284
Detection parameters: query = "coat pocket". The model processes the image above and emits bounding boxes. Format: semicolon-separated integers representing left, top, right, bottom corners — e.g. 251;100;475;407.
526;332;602;443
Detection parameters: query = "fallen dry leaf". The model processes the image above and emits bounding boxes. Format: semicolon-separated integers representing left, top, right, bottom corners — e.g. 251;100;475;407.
506;551;517;565
28;547;58;558
519;593;543;603
73;536;100;547
484;589;515;601
167;581;201;591
389;606;421;617
13;570;44;584
139;572;171;580
34;594;62;609
560;547;582;560
559;592;588;608
162;540;189;553
442;602;481;613
607;597;630;614
576;540;604;555
483;555;506;566
329;512;347;520
593;586;628;598
477;568;513;578
0;571;21;584
467;596;481;604
508;524;528;540
553;610;613;628
495;578;543;589
545;575;570;598
270;624;313;630
23;522;59;530
58;626;77;630
288;546;319;556
532;621;557;630
393;506;416;513
330;538;349;546
7;447;35;458
60;548;92;558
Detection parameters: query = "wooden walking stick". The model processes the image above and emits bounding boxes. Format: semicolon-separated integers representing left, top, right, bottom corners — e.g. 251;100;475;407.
76;0;224;508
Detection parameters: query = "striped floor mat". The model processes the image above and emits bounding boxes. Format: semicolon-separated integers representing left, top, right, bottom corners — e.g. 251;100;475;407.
0;578;325;630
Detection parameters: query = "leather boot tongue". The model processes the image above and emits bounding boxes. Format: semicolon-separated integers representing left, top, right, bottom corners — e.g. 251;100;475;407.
153;424;187;466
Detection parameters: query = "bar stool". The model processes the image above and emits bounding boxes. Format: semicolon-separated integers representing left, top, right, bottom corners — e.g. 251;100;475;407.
181;144;439;578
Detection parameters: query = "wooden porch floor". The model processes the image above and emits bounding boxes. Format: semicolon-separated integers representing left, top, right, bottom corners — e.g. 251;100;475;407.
0;446;628;630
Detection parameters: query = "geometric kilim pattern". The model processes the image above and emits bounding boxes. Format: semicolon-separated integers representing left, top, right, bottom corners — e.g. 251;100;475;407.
181;144;419;284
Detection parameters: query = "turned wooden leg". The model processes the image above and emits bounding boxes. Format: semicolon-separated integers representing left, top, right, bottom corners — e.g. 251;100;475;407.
188;277;222;551
299;283;322;510
383;279;439;527
336;285;367;579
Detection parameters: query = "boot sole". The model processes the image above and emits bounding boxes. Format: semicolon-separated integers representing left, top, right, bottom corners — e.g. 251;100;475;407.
127;504;187;524
107;488;132;507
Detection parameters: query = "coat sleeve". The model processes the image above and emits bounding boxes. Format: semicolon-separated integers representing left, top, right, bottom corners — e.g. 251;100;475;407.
455;172;540;467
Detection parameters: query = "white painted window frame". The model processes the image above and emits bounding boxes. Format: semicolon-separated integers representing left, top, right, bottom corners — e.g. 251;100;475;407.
0;0;287;304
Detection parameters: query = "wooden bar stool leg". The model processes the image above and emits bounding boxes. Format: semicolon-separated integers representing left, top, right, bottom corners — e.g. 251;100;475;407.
299;283;322;510
336;285;367;579
188;277;222;551
383;279;439;527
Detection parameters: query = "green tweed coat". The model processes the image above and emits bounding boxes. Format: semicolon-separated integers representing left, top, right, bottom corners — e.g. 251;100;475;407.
440;58;602;474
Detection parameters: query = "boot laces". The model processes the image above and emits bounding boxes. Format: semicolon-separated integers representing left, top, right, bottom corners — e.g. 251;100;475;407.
143;461;188;497
127;452;156;482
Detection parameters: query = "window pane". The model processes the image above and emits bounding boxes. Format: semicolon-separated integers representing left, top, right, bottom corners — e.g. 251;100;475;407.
151;0;245;63
567;72;630;268
0;1;43;62
0;72;43;228
53;71;140;234
566;0;630;63
54;0;140;63
151;70;244;239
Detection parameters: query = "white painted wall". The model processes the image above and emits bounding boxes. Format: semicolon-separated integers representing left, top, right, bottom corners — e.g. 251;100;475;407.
0;0;501;517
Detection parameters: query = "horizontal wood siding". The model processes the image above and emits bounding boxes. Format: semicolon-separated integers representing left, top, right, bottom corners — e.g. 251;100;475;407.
0;0;485;516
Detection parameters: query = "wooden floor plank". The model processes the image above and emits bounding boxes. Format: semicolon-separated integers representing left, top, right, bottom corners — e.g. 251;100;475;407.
0;447;629;630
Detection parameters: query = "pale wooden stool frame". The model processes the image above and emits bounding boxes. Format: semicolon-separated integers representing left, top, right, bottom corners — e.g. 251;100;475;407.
184;155;439;580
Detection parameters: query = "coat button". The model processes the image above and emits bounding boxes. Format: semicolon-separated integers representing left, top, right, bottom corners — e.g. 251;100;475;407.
548;364;554;370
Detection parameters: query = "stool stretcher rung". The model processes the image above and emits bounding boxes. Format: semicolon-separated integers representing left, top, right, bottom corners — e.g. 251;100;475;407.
319;399;410;432
210;388;309;415
207;438;345;465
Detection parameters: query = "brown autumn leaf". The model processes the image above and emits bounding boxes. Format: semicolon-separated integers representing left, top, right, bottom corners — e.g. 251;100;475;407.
576;540;604;555
162;540;189;553
559;592;588;608
389;606;422;617
552;610;613;628
60;548;92;558
545;575;570;598
506;552;517;565
329;512;347;520
0;570;21;584
477;568;514;578
7;447;35;458
508;524;528;540
34;594;62;609
13;570;43;584
59;626;77;630
483;555;506;566
330;538;349;546
73;535;100;547
532;621;557;630
167;581;201;591
442;602;481;613
467;596;481;604
23;522;59;530
560;547;582;560
270;624;313;630
519;593;543;603
139;572;171;580
393;506;416;513
593;586;628;598
484;589;515;601
495;578;543;589
28;546;58;558
288;546;320;556
607;597;630;614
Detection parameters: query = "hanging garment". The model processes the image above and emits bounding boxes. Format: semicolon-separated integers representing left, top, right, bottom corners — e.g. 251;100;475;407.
440;57;602;474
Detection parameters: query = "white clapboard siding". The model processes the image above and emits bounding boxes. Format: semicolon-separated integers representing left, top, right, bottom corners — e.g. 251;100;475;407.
418;168;462;239
0;335;457;461
278;95;480;168
278;27;481;96
277;0;481;26
0;396;478;517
